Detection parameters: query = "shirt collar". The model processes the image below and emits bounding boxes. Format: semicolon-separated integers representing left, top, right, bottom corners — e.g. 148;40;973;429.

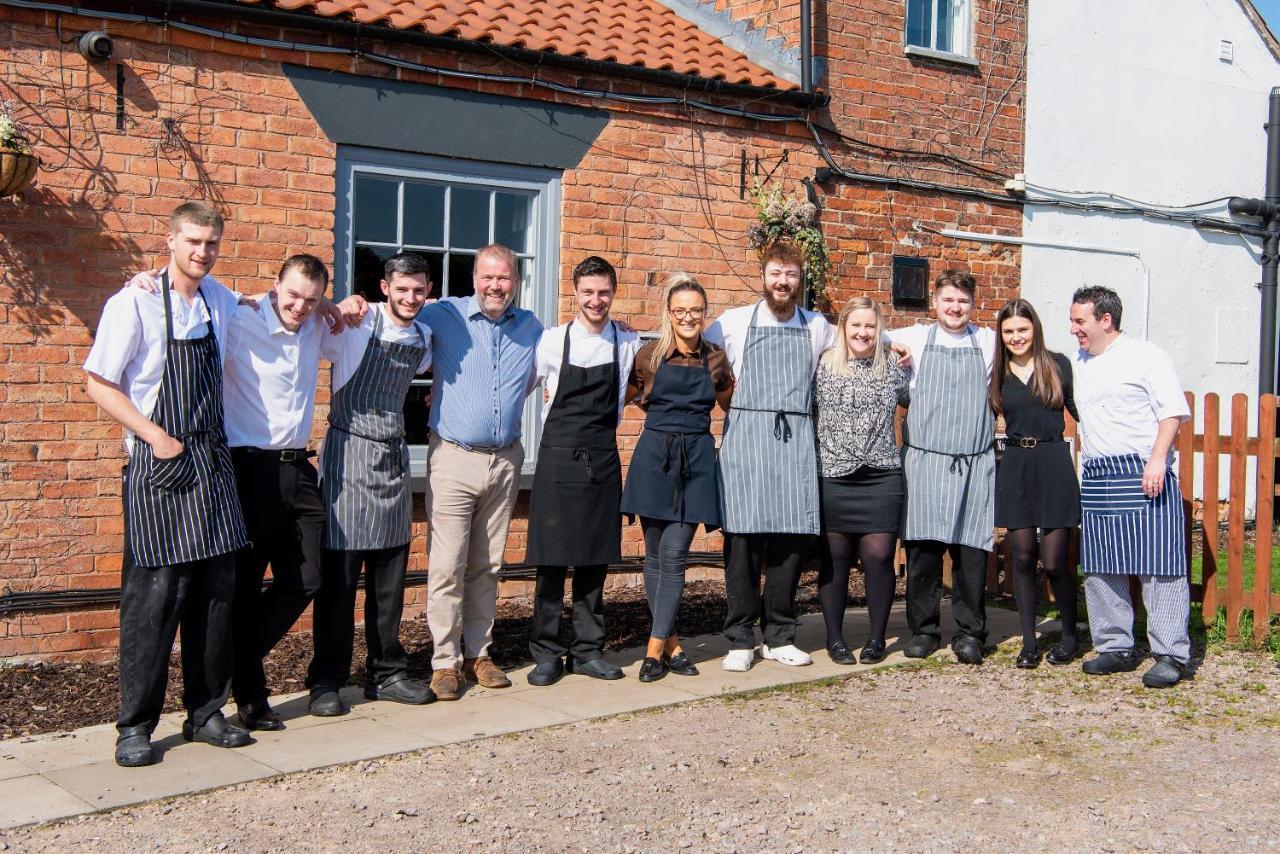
663;336;708;359
262;298;298;337
466;294;515;322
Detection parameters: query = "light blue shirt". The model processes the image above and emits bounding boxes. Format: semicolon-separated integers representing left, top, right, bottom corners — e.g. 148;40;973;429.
421;295;543;449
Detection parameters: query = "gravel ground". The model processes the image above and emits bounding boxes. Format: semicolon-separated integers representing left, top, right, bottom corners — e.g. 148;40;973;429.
6;649;1279;851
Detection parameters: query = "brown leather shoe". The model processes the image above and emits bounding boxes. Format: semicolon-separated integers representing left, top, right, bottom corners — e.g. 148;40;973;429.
430;667;463;701
463;656;511;689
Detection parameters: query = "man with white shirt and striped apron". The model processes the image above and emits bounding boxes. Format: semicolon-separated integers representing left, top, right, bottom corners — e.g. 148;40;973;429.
1069;286;1191;689
306;252;436;715
85;203;252;767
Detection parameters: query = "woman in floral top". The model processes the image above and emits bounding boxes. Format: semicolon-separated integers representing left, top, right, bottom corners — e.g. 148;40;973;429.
814;297;911;665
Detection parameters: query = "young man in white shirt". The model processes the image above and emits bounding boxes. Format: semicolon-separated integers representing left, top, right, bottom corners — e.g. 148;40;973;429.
1070;286;1192;688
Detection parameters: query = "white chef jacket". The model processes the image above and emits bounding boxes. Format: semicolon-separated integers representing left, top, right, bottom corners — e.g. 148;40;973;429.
321;302;433;393
887;322;996;391
533;318;641;424
1073;334;1190;463
704;300;835;379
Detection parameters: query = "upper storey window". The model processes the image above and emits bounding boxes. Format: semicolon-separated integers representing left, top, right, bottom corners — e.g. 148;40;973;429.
905;0;972;62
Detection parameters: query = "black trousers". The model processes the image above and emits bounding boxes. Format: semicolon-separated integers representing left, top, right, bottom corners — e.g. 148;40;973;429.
904;539;989;641
529;565;608;663
722;533;807;649
117;551;235;733
231;452;325;706
307;546;411;690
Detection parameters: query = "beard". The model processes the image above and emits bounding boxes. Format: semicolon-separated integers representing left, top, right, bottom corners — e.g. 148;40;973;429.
764;286;799;314
387;300;420;323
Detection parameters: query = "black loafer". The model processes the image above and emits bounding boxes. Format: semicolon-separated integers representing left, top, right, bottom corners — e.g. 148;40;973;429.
859;638;887;664
114;727;155;768
364;674;435;704
1141;655;1186;689
1045;643;1080;666
638;656;668;683
1082;649;1140;675
308;689;349;717
182;712;252;749
827;641;856;666
1015;644;1041;669
903;634;940;659
567;656;624;680
527;658;565;687
663;652;699;676
951;635;984;665
238;700;286;731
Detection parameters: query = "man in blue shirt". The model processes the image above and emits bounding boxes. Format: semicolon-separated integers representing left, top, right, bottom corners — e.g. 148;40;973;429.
420;244;543;700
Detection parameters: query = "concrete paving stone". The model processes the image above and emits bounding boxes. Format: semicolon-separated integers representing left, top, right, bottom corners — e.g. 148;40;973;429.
238;714;438;775
1;722;121;774
366;693;574;745
514;671;703;719
0;774;94;829
0;753;36;782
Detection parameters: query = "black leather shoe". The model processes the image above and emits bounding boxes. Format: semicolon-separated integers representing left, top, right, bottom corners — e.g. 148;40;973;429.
115;726;155;768
1141;655;1186;688
663;652;699;676
951;635;984;665
182;712;252;749
903;634;940;659
568;656;624;680
308;689;349;717
364;675;435;704
1045;643;1080;666
1015;644;1041;669
638;656;668;683
527;658;565;687
827;641;856;665
1082;649;1140;675
238;700;286;731
859;638;887;664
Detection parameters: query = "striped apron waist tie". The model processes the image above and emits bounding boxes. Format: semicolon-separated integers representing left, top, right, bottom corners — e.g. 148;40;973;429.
730;405;809;443
905;439;995;474
328;423;405;444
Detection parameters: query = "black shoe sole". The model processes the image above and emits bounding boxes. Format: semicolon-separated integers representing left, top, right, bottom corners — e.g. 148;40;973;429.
362;688;436;704
638;669;668;683
527;669;565;687
1015;658;1040;670
238;713;286;732
903;638;940;659
181;722;252;749
115;752;155;768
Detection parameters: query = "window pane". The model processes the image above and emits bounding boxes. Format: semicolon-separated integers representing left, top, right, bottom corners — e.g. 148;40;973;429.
449;187;490;250
415;250;445;302
353;175;398;244
404;380;432;445
494;193;532;253
936;0;952;53
905;0;931;48
352;245;395;303
403;182;445;247
446;253;476;300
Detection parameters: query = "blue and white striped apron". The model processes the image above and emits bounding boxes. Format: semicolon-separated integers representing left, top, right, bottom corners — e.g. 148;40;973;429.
1080;453;1187;577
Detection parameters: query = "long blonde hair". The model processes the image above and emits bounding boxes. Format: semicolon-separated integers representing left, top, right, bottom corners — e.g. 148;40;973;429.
651;272;708;371
821;297;888;378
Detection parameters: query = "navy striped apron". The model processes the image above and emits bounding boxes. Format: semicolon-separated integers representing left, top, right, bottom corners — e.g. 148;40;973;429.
718;305;820;535
1080;453;1187;577
123;272;248;567
321;309;428;551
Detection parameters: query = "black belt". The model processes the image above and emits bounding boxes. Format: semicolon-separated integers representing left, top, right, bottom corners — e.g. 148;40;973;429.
1004;435;1063;449
232;446;315;462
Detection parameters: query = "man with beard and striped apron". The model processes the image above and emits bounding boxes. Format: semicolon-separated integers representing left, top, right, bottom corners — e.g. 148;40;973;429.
1070;286;1191;689
307;252;436;715
890;271;997;665
84;202;252;767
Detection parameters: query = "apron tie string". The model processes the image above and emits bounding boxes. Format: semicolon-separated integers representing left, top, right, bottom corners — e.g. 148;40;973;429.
773;412;792;443
573;447;594;481
661;432;691;515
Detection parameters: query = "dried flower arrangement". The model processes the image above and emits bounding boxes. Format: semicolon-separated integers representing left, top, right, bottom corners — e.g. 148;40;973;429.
745;178;832;301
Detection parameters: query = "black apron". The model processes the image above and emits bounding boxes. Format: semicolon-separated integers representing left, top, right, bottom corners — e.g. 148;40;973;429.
620;344;722;530
525;323;622;566
123;272;248;567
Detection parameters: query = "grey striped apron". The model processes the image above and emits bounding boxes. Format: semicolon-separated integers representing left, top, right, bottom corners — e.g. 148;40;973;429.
124;272;248;567
1080;453;1187;577
901;324;995;551
321;310;428;551
718;305;820;535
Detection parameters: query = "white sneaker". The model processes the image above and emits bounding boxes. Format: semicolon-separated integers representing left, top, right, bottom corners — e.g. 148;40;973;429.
761;644;813;666
722;648;756;672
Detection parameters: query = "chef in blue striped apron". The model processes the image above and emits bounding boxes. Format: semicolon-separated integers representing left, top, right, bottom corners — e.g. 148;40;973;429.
307;252;436;714
888;271;997;665
1070;286;1191;689
706;242;835;672
84;203;252;767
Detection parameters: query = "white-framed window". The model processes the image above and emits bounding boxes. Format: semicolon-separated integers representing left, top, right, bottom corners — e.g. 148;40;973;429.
905;0;972;60
334;147;562;485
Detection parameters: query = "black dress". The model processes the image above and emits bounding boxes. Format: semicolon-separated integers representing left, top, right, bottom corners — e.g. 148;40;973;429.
994;351;1081;530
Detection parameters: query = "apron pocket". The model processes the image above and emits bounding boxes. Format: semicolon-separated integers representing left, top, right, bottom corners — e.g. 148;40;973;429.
551;460;594;484
1081;475;1147;517
149;449;198;492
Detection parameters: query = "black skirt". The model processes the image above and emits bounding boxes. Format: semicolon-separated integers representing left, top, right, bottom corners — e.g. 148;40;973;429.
820;466;904;534
994;442;1081;529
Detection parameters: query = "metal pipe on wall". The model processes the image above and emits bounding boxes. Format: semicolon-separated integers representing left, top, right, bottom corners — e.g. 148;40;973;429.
1262;87;1280;397
800;0;813;94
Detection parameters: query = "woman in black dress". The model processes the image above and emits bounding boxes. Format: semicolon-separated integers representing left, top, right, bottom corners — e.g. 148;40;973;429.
814;297;911;665
990;298;1081;668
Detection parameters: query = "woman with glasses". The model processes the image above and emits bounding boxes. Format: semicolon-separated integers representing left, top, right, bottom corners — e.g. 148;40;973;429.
621;274;734;682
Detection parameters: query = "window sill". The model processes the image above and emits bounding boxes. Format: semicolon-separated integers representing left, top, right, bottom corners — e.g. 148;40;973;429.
904;44;978;68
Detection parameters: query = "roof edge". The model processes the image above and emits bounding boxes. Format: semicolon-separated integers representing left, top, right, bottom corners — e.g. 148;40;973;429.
650;0;802;85
1237;0;1280;64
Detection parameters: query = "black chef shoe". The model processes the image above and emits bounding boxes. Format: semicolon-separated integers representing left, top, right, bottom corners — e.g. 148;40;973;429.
308;688;349;717
1045;642;1080;666
238;700;286;731
182;712;252;749
663;651;699;676
951;635;984;665
364;674;435;705
903;634;940;659
1141;655;1186;689
527;658;565;687
859;638;887;664
114;726;155;768
1015;643;1041;669
826;640;857;666
1082;649;1140;675
638;656;668;683
567;655;624;680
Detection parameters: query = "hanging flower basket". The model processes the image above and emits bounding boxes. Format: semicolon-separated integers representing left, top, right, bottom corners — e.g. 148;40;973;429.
746;178;833;303
0;149;38;197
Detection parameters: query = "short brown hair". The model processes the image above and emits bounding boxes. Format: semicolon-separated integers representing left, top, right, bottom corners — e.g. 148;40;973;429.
760;241;805;272
277;253;329;287
169;202;224;233
934;269;976;298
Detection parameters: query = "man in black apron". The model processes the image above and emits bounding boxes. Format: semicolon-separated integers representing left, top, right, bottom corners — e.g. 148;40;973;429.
526;256;640;686
307;252;436;714
85;203;252;767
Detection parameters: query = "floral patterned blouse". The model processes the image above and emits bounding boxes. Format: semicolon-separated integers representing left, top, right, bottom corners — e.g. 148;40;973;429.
814;355;911;478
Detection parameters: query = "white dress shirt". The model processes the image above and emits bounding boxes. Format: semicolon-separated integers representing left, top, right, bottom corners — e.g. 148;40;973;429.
321;303;432;393
534;318;641;424
1073;334;1190;463
888;322;997;391
221;300;325;450
83;279;240;453
704;300;835;379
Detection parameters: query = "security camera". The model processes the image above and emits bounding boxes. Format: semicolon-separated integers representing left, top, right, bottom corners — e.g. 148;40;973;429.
78;30;113;62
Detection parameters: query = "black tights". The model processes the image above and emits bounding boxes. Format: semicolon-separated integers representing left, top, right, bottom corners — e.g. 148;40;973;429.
1006;527;1078;651
819;532;897;646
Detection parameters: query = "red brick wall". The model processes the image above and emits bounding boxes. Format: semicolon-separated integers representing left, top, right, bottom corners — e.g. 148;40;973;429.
0;2;1024;660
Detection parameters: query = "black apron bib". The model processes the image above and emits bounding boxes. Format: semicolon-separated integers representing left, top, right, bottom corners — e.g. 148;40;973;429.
525;323;622;566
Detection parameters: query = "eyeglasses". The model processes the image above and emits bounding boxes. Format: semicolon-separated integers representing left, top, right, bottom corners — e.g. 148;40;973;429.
670;308;705;320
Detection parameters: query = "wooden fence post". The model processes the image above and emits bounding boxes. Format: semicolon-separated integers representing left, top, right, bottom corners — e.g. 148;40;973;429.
1179;393;1196;601
1255;395;1276;644
1202;393;1221;627
1226;394;1248;642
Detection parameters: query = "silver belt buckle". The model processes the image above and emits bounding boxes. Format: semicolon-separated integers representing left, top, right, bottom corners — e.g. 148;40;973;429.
1018;437;1038;449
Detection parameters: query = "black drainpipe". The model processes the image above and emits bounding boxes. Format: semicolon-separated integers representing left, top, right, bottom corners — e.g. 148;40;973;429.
800;0;813;95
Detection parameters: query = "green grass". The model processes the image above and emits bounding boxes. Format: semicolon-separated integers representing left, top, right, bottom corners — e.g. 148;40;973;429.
1190;541;1280;595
